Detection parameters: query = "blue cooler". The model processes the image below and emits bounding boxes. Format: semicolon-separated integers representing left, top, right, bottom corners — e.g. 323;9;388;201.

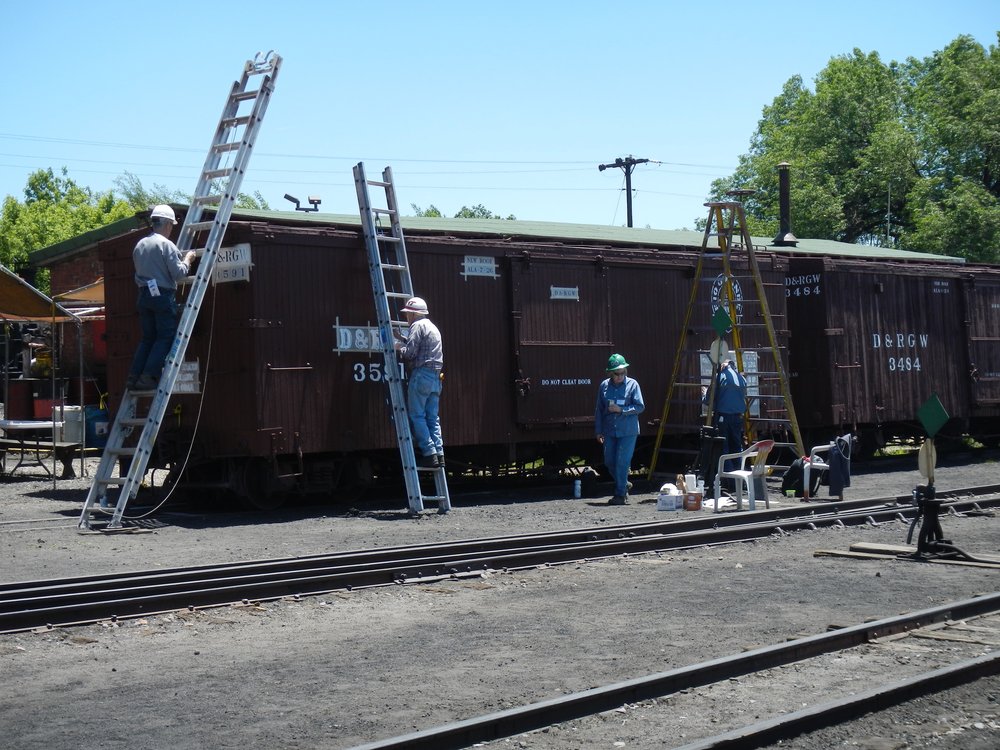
84;405;110;448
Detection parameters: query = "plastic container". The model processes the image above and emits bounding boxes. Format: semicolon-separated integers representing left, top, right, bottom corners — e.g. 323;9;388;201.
657;493;681;511
683;492;703;511
573;479;582;498
51;405;83;443
84;405;110;448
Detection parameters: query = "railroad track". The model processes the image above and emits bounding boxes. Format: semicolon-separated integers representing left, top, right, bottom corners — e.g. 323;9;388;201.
1;484;998;634
347;593;1000;750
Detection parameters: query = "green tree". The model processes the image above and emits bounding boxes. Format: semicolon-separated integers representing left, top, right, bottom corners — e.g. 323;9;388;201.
710;34;1000;261
410;203;443;217
411;203;514;220
0;168;134;284
113;171;188;208
901;34;1000;261
453;204;516;220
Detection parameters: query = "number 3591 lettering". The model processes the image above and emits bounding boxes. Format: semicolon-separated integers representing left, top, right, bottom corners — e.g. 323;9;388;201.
353;362;405;382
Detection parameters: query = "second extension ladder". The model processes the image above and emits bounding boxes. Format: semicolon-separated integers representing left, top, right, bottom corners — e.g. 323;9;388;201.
354;162;451;515
647;198;803;477
79;52;282;530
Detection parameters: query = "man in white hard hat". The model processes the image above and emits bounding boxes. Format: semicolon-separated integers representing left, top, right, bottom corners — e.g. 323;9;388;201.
393;296;445;468
126;205;196;390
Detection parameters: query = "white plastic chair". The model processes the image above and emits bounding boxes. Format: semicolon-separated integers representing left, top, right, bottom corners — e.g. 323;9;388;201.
803;444;831;500
713;439;775;512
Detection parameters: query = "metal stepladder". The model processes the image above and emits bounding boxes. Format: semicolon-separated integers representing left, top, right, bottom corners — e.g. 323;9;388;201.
647;197;804;479
79;52;282;530
353;163;451;515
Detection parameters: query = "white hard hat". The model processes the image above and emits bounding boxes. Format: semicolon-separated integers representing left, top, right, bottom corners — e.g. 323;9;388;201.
150;204;177;225
402;296;429;315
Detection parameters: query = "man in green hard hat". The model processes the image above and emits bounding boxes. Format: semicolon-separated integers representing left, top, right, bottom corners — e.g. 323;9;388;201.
594;353;645;505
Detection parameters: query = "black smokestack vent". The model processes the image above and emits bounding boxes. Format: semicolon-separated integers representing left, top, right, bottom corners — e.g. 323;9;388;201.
773;161;798;247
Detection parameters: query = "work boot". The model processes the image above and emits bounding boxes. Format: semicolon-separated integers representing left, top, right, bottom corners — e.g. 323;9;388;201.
436;453;445;467
125;375;138;390
607;495;628;506
417;454;438;469
135;374;158;390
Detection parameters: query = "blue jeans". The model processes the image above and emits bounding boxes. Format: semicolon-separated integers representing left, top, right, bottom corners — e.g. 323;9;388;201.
129;287;179;380
407;367;443;457
714;412;745;471
603;433;637;497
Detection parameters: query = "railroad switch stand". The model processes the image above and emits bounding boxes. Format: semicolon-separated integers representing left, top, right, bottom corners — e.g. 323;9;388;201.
906;484;951;558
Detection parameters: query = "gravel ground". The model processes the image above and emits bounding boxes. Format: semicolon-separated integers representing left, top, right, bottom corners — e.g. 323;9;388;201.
1;448;998;749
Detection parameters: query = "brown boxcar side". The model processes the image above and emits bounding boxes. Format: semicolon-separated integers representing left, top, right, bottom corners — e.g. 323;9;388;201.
786;257;976;446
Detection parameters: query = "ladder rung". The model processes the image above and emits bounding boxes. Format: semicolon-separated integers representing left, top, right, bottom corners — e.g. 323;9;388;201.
193;194;223;206
204;168;234;180
372;207;396;216
367;179;391;188
376;235;402;243
98;477;128;486
232;89;261;101
380;263;407;271
421;495;448;502
213;142;242;153
187;221;215;232
108;447;137;456
120;418;147;427
385;292;410;299
221;116;253;127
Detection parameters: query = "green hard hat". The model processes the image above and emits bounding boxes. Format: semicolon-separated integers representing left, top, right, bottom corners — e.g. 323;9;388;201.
606;353;629;371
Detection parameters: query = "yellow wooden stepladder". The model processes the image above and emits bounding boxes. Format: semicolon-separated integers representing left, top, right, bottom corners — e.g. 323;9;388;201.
647;196;804;480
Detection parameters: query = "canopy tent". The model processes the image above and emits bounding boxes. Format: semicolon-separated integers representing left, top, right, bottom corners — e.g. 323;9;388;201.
0;264;78;322
1;264;83;482
53;278;105;321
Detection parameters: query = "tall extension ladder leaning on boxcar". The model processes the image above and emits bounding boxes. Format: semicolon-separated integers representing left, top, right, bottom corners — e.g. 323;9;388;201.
647;195;804;479
79;52;282;531
353;163;451;516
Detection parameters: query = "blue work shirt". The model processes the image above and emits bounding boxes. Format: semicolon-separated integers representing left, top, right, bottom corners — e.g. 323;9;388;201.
715;364;747;415
595;376;645;438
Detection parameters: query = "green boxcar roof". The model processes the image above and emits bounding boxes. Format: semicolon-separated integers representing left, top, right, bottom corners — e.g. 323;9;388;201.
30;205;965;266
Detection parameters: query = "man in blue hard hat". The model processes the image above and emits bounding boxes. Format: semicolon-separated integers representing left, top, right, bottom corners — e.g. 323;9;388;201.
595;354;645;505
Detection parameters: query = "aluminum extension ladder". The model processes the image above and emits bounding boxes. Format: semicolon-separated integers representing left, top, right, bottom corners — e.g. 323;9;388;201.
79;52;282;530
353;162;451;515
647;197;804;477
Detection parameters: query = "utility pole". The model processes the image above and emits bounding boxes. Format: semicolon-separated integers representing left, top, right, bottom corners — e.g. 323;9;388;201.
598;155;650;227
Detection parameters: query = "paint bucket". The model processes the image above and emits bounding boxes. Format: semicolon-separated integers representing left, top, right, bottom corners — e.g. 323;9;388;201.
683;492;703;511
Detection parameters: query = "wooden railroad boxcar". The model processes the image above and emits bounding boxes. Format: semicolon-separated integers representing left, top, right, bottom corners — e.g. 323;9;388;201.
95;209;791;504
785;257;1000;452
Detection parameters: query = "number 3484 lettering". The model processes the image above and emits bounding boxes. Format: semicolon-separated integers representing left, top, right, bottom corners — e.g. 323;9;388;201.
888;356;921;372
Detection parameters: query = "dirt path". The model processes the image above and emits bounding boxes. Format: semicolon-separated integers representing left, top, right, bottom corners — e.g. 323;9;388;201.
1;450;998;749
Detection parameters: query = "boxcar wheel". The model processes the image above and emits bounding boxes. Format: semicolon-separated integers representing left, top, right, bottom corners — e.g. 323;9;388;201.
237;459;286;511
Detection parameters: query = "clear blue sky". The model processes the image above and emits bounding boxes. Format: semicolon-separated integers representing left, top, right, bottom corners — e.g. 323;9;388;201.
2;1;997;231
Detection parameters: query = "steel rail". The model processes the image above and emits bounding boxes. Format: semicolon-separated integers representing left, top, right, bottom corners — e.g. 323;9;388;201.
1;488;998;633
672;651;1000;749
346;593;1000;750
